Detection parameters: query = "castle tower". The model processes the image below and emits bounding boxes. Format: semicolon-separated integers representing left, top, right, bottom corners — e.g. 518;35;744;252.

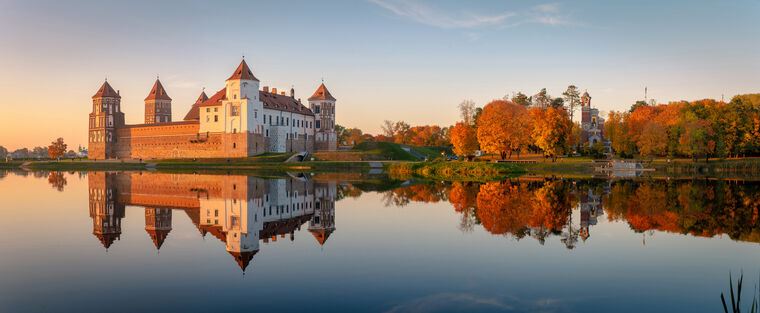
88;172;125;250
308;83;337;150
200;59;262;135
144;78;172;124
144;208;172;250
89;80;125;160
308;182;336;246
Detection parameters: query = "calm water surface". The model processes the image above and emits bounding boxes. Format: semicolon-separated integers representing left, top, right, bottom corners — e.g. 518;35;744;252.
1;171;759;313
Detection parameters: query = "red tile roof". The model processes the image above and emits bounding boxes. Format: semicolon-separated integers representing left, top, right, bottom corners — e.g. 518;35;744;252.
183;91;209;121
227;59;259;82
198;88;227;107
259;90;314;116
145;79;172;101
309;228;334;246
194;87;314;116
308;83;336;101
92;81;121;99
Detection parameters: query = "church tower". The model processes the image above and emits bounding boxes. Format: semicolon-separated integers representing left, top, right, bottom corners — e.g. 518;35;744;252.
89;80;125;159
145;208;172;250
308;83;337;150
144;78;172;124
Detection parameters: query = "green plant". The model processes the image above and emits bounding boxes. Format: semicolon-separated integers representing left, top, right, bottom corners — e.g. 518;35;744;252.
721;272;760;313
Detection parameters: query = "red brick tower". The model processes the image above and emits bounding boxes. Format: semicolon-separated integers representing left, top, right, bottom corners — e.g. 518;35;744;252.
89;80;125;159
144;78;172;124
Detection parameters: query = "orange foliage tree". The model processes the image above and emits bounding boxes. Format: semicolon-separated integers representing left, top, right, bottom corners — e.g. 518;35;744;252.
477;100;532;159
450;122;478;158
529;107;573;161
48;137;67;160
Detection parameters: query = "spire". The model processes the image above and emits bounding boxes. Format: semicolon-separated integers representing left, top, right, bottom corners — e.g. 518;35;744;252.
309;229;334;246
183;89;210;121
228;250;258;272
145;79;172;101
92;80;121;99
226;59;259;81
196;90;209;103
146;229;170;250
308;83;336;101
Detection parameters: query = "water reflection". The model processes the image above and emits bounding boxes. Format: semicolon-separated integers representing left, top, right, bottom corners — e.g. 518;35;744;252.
381;178;760;246
88;172;336;271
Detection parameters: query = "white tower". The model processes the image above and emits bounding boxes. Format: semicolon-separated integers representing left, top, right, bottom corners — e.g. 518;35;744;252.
223;59;263;134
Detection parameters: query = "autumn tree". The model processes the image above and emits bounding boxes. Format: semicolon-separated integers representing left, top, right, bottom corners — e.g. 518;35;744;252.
604;111;635;157
477;100;532;159
48;172;67;192
450;122;478;158
637;121;668;158
48;138;67;160
678;118;715;161
530;107;573;161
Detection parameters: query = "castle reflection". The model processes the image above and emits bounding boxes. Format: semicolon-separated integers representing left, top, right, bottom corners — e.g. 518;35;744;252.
88;172;336;271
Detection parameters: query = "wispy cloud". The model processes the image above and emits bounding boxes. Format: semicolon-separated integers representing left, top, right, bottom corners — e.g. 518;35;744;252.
369;0;574;30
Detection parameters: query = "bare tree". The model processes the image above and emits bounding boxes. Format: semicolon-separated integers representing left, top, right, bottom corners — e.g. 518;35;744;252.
458;100;476;126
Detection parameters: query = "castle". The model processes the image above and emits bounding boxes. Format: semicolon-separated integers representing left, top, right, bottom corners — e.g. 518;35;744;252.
89;172;336;271
88;59;337;160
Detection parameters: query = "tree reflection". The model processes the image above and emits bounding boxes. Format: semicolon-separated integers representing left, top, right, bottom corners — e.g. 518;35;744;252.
385;178;760;245
48;172;67;192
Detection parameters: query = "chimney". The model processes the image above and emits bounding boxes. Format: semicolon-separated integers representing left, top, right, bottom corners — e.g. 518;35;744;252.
117;90;120;95
280;91;285;96
272;88;277;95
263;86;269;93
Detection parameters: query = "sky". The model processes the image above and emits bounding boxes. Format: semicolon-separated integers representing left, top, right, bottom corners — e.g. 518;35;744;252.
1;0;759;150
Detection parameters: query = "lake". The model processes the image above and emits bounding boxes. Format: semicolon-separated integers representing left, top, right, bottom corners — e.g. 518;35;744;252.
0;170;758;313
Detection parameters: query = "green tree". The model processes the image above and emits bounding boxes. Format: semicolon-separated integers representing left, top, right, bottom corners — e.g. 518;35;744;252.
562;85;581;122
533;88;552;109
511;92;531;107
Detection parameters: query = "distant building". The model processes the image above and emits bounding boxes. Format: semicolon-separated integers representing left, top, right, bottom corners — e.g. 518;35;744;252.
88;59;337;160
580;91;605;146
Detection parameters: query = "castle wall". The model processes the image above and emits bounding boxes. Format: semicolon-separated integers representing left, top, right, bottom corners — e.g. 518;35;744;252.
109;122;267;160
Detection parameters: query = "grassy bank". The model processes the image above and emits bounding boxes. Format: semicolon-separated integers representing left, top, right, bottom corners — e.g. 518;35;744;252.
18;159;376;173
390;161;525;181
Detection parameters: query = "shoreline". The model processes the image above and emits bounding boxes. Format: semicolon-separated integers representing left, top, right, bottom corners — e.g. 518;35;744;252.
3;157;760;179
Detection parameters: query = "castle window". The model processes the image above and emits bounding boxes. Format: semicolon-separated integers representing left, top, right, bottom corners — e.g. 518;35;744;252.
316;120;321;129
233;143;236;149
214;108;218;112
206;108;210;113
214;115;218;122
266;129;269;137
314;105;320;114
